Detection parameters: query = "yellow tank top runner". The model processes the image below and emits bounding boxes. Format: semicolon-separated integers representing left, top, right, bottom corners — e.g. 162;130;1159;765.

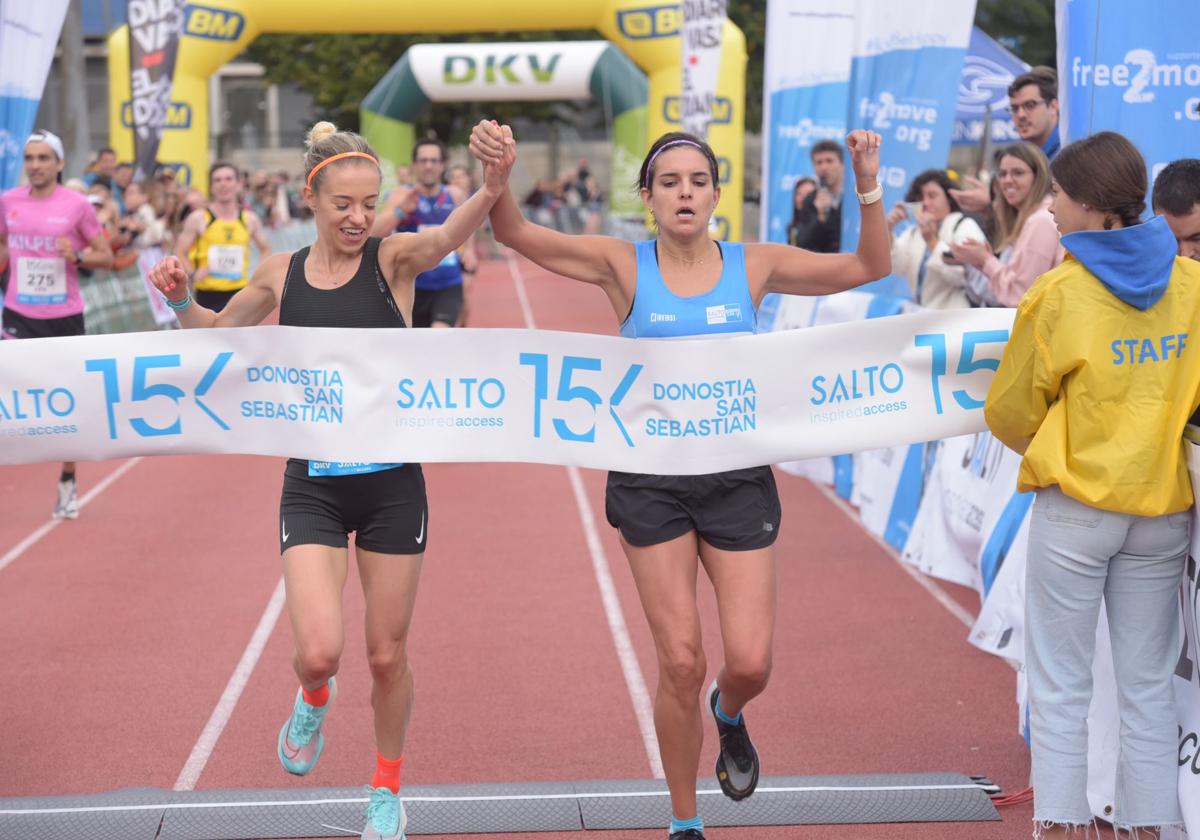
192;209;251;292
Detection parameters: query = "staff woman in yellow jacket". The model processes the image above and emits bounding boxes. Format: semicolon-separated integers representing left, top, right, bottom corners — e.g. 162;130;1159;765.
985;131;1200;839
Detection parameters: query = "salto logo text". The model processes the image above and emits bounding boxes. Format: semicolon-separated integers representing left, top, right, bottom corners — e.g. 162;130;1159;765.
443;53;562;85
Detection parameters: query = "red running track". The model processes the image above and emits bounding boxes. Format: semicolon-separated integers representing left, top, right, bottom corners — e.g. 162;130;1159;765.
0;254;1033;839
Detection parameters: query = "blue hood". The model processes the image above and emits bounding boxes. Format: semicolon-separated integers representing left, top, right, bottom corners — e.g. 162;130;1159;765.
1060;216;1177;310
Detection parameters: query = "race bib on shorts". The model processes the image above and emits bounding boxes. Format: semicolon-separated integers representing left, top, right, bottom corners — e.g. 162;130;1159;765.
207;245;245;280
307;461;404;477
16;257;68;305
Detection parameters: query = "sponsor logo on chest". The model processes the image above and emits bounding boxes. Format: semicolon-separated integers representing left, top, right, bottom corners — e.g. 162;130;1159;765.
706;303;743;325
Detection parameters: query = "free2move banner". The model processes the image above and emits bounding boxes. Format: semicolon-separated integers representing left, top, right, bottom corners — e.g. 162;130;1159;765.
0;309;1015;471
839;0;975;261
1056;0;1200;178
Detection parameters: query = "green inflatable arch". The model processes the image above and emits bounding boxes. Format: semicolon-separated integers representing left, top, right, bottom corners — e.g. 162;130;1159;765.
361;41;647;215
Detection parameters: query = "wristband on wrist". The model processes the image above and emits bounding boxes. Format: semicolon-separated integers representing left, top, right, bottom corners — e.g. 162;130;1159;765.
165;293;193;311
856;183;883;205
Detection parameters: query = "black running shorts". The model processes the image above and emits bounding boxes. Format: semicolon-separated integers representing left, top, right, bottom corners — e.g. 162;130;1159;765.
411;284;463;328
1;308;85;340
605;466;781;550
279;460;427;555
194;288;239;313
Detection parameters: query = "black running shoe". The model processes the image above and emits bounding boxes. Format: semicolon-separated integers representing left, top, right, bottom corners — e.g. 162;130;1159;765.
707;680;760;800
669;830;705;840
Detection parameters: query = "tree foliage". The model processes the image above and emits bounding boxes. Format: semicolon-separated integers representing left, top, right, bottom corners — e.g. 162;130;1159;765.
974;0;1056;68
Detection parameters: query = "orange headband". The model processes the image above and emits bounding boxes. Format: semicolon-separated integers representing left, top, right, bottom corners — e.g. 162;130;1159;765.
306;151;379;188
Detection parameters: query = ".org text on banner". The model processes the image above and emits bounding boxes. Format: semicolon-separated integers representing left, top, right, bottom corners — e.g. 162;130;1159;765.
840;0;976;260
0;309;1015;471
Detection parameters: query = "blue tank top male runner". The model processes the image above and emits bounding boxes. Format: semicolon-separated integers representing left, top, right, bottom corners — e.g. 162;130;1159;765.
395;187;463;291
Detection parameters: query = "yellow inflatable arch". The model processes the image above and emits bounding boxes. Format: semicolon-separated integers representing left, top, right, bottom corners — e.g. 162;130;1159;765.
107;1;747;240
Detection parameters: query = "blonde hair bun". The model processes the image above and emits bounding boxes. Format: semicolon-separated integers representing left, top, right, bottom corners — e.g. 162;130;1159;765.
306;121;338;147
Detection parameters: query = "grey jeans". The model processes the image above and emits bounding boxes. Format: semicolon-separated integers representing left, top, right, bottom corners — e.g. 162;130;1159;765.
1026;485;1188;827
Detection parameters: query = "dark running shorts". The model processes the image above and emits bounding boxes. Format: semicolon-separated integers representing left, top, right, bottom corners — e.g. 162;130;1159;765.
412;284;463;328
1;308;85;340
605;466;781;550
280;460;427;555
194;288;239;312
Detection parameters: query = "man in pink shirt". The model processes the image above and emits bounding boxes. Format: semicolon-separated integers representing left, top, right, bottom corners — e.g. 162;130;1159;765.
0;130;113;519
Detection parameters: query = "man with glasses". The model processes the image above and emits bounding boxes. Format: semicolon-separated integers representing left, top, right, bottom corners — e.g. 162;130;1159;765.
1007;67;1061;159
952;67;1061;215
373;137;476;328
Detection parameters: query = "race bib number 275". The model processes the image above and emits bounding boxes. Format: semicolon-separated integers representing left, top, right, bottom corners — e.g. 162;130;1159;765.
16;257;68;306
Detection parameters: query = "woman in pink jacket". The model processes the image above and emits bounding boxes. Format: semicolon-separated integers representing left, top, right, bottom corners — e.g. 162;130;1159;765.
950;142;1061;306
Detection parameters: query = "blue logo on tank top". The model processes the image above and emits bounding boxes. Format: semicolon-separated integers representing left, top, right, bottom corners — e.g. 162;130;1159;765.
705;304;743;325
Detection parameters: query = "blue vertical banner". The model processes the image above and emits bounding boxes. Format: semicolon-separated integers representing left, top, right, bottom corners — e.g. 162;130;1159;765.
760;0;854;245
954;27;1027;147
1056;0;1200;180
840;0;976;265
0;0;70;190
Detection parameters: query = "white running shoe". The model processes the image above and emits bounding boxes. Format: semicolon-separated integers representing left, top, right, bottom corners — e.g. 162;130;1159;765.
53;478;79;520
361;785;406;840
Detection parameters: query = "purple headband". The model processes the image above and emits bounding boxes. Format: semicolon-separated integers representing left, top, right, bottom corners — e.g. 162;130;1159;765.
642;139;708;188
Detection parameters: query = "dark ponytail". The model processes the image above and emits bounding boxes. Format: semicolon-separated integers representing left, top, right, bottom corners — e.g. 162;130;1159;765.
1050;131;1146;229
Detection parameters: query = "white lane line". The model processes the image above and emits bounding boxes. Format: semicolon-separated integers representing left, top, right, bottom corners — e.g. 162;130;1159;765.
506;255;664;779
173;575;288;791
506;253;539;331
565;465;665;779
0;457;143;574
1;782;985;815
810;480;988;635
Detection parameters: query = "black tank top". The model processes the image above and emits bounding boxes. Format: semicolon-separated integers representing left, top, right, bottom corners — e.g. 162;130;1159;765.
279;236;406;329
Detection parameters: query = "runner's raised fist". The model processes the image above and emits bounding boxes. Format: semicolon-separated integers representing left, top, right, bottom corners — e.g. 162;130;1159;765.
845;129;883;186
149;255;189;302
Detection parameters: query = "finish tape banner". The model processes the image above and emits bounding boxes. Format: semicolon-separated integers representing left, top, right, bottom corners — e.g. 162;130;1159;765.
0;308;1015;470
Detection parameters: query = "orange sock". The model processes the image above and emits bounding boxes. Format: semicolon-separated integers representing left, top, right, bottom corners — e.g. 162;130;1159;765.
371;753;403;793
302;682;330;707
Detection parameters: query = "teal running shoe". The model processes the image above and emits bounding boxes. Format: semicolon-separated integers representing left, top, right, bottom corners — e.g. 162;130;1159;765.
276;677;336;775
361;785;407;840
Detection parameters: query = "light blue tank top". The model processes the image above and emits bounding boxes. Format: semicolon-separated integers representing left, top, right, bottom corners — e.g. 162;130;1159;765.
620;240;756;339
